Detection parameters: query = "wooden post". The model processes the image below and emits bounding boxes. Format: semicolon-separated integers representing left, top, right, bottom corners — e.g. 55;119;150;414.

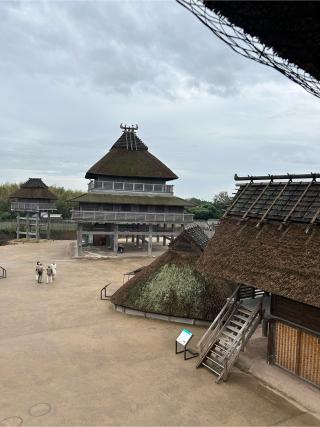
47;211;51;240
77;224;83;256
36;212;40;240
131;235;134;243
16;213;20;239
113;224;118;253
26;212;30;239
148;225;153;256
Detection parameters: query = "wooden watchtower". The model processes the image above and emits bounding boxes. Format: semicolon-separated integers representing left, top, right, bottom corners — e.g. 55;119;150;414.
10;178;57;239
71;124;194;256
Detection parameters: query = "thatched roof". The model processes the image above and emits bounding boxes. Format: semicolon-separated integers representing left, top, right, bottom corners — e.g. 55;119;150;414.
10;178;57;200
197;218;320;309
71;192;192;207
229;179;320;225
197;174;320;309
85;128;178;181
111;226;234;321
205;1;320;81
169;225;209;252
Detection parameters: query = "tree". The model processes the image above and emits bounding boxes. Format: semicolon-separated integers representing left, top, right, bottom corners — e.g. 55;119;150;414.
186;191;232;220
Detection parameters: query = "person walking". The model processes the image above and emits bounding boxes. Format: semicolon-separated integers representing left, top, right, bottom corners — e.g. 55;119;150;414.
46;265;53;284
51;262;57;281
36;263;44;284
35;261;40;282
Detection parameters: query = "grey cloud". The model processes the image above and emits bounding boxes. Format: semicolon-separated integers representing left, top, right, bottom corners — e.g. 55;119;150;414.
0;1;320;198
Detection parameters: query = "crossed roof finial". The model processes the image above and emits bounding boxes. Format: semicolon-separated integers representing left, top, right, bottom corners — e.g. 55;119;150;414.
120;123;138;132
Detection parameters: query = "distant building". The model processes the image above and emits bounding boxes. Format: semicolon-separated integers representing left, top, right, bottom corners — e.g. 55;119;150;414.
71;125;193;256
10;178;57;239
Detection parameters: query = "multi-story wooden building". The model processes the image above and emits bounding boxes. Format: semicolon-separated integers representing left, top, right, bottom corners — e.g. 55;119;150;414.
197;173;320;387
10;178;57;239
71;125;193;255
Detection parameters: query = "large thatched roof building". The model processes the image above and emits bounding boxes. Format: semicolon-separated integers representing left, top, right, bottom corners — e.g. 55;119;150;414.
71;124;193;256
197;173;320;387
111;225;235;321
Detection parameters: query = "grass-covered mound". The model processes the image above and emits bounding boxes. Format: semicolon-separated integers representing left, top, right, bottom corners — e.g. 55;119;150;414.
111;247;235;321
126;263;207;319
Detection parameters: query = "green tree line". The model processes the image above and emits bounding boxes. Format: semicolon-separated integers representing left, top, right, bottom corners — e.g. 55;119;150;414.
186;191;232;220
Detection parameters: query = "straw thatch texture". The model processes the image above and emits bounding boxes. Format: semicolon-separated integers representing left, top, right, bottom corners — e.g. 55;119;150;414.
197;217;320;308
170;225;209;252
229;181;320;224
10;178;57;200
71;192;191;207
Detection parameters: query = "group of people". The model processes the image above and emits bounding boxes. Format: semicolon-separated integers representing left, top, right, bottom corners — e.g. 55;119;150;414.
35;261;57;284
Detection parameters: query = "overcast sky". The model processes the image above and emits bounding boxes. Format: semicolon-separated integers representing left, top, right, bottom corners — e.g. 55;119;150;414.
1;1;320;199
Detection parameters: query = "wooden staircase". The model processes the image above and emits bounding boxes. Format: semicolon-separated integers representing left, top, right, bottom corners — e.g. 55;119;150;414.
196;287;262;383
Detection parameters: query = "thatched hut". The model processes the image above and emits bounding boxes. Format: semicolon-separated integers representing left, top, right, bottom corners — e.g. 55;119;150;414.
10;178;57;239
197;173;320;387
111;225;236;322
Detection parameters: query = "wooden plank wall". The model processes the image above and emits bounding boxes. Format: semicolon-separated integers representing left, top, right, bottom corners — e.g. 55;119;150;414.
274;320;320;387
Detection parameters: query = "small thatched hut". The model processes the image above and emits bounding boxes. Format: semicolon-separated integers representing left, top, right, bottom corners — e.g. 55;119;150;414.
10;178;57;239
111;225;236;321
197;173;320;387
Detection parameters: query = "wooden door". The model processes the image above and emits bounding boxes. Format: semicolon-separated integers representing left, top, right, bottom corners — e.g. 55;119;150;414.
274;321;320;387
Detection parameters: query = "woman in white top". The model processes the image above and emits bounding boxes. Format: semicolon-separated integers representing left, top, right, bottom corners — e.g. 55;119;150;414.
51;262;57;280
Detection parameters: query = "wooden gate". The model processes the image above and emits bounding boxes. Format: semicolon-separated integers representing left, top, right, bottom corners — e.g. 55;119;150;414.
274;321;320;387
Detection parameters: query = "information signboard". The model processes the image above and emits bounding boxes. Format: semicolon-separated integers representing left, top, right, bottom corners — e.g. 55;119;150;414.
176;329;193;347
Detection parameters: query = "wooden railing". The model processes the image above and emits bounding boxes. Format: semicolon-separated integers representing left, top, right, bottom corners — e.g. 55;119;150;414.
197;286;241;354
88;180;174;194
221;303;261;381
71;210;193;224
238;285;264;300
11;202;56;212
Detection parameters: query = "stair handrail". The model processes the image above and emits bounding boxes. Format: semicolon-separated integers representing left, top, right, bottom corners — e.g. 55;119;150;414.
221;303;262;381
0;266;6;279
197;285;240;352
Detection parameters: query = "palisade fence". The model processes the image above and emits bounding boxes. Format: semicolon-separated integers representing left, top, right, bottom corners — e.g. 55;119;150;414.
0;220;77;232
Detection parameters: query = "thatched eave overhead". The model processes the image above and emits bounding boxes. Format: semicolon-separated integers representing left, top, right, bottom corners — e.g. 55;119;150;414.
205;1;320;82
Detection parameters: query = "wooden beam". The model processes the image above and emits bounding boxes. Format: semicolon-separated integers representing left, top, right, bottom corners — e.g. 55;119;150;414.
305;206;320;233
223;182;251;218
279;180;314;230
256;181;291;228
241;180;272;221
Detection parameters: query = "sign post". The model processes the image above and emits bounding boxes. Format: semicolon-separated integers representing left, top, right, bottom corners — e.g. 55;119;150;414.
175;329;198;360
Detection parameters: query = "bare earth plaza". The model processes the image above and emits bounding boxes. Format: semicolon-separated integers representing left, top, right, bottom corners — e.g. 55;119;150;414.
0;240;320;426
1;1;320;426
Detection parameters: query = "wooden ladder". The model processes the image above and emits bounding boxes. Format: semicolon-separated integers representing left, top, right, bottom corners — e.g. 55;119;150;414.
196;295;261;383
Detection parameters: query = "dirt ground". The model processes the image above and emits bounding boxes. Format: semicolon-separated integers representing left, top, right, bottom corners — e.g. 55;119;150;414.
0;240;319;426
